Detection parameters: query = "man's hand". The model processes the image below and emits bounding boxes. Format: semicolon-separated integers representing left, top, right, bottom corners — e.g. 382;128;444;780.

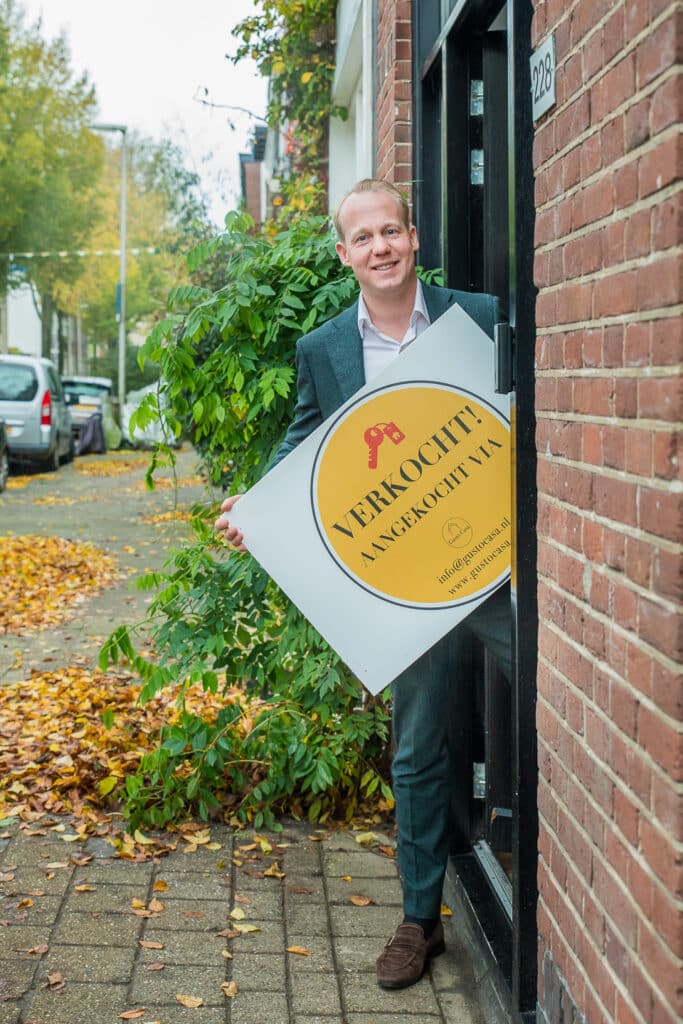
215;494;247;552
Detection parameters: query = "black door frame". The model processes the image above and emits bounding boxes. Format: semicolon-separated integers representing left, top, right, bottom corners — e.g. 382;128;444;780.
412;2;538;1019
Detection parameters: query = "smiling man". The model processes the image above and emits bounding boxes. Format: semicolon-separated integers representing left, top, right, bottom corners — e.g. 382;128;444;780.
216;178;512;989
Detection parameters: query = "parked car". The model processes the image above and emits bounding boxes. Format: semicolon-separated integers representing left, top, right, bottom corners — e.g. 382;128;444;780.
0;418;9;491
61;375;121;450
0;355;73;470
121;383;180;449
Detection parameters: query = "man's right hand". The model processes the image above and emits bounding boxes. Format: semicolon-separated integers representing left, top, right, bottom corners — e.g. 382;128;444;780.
214;494;247;552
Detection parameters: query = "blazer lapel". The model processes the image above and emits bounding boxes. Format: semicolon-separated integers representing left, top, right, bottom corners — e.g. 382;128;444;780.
325;301;365;404
422;281;457;322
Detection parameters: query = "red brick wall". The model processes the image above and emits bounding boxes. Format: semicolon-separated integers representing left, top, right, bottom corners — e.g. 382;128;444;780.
533;2;682;1023
375;0;413;195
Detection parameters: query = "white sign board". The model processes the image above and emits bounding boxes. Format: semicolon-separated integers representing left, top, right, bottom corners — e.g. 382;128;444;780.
230;304;511;695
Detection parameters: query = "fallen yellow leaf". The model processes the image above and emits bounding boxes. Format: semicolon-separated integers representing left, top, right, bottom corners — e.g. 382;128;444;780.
153;880;169;892
340;875;353;882
130;898;146;910
232;922;260;933
134;829;154;845
350;894;375;907
222;949;233;960
221;981;238;998
175;994;204;1008
148;897;165;913
441;903;453;916
139;940;164;950
229;907;245;920
263;863;285;879
354;831;380;846
119;1010;147;1020
74;884;95;892
287;945;311;956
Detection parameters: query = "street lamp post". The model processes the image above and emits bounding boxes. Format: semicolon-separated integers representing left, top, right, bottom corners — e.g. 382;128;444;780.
90;123;128;415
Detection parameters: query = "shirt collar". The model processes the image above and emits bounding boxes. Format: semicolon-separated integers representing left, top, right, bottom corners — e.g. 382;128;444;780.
357;279;430;339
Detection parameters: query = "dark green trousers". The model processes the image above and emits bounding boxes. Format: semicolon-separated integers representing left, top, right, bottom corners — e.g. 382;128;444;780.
390;584;512;918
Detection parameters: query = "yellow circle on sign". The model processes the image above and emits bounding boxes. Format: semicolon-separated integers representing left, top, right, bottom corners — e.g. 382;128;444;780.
311;383;511;608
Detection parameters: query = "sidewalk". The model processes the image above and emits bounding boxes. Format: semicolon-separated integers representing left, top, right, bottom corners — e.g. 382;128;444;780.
0;820;484;1024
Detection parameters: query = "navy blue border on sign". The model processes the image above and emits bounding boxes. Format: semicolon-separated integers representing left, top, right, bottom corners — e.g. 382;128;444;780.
310;380;511;610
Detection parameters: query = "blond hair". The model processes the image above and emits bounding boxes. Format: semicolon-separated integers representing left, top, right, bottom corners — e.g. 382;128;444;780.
332;179;411;240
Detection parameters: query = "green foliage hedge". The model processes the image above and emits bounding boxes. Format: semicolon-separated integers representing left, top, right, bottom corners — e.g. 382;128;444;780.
102;213;394;831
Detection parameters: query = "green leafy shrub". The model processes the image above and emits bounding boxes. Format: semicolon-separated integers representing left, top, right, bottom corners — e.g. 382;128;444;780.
102;212;394;830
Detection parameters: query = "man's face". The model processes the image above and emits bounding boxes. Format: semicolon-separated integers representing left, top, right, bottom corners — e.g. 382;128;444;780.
335;191;419;302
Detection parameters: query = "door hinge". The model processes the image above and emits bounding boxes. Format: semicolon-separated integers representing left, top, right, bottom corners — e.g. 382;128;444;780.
470;149;484;185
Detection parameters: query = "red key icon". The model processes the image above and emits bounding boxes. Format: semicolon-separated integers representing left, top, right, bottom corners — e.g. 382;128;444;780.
364;425;385;469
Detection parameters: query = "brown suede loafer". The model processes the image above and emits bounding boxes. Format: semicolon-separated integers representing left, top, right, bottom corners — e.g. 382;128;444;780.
376;920;446;989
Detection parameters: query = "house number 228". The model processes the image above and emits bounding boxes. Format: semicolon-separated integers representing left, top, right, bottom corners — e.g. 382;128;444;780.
530;35;556;121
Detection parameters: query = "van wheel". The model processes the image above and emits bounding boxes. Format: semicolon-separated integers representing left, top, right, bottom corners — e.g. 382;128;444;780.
0;449;8;491
45;445;60;472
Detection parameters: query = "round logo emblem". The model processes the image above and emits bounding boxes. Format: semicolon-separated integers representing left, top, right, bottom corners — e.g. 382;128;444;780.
311;382;511;608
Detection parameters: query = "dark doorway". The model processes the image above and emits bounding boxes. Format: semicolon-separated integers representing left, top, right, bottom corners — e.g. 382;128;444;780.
413;2;538;1020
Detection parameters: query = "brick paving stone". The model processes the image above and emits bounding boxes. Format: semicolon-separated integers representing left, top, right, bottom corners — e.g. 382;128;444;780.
342;972;441;1014
330;904;398;938
65;882;150;913
286;937;335;972
40;945;135;984
324;830;395;853
292;1017;346;1024
0;840;70;866
143;898;231;931
130;962;227;1004
51;910;143;946
441;989;486;1024
286;901;333;936
154;870;232;902
282;845;323;873
226;920;285;953
283;875;326;902
73;861;154;885
230;951;286;990
326;877;403;905
323;851;398;878
231;884;282;919
346;1016;440;1024
139;928;229;967
290;970;342;1015
2;896;61;929
334;935;381;973
134;1008;226;1024
0;926;53;952
229;989;289;1024
22;981;129;1024
0;958;37;999
0;868;72;897
0;1006;20;1024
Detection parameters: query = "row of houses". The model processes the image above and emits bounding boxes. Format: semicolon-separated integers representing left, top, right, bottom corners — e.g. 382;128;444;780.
241;3;680;1024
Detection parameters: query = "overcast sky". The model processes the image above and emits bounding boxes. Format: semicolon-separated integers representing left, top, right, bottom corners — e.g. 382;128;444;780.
20;0;269;226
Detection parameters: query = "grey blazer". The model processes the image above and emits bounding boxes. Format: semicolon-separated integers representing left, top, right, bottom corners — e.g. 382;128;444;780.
271;282;500;468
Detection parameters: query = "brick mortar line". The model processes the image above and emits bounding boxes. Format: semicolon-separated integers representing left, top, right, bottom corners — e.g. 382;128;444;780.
539;532;682;616
537;778;683;960
532;304;683;328
536;832;680;1024
534;2;681;131
535;152;682;236
538;565;683;671
534;175;683;250
535;244;683;291
536;733;683;897
316;835;349;1023
535;864;652;1024
536;451;683;496
534;68;682;193
537;486;683;543
10;849;78;1019
537;722;683;903
536;398;682;413
538;0;680;85
536;731;683;967
538;669;683;802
